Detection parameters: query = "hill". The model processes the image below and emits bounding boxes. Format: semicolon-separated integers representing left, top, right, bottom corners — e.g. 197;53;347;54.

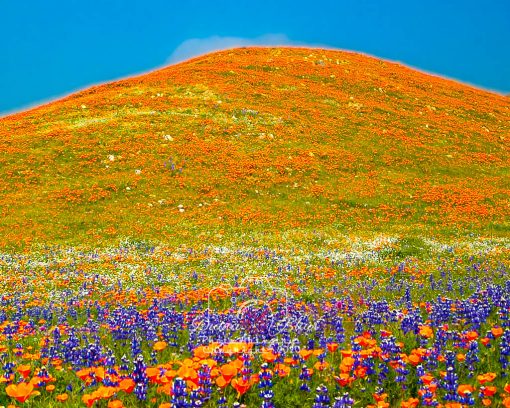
0;47;509;249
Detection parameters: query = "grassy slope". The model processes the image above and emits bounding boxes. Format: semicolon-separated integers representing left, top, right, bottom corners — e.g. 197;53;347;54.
0;47;509;250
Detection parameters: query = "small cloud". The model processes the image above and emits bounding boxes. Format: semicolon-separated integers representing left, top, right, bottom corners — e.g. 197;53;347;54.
167;34;301;64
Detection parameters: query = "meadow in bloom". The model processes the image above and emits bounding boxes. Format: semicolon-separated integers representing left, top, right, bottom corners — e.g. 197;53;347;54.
0;236;509;407
0;48;508;250
0;48;509;407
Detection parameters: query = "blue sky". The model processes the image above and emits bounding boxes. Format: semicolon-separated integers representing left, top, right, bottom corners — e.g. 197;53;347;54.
2;0;509;116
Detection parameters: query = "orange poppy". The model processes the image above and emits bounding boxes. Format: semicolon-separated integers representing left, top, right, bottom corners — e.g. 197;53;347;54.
340;356;355;368
481;386;497;396
56;393;69;402
354;366;367;378
374;393;388;402
153;341;168;351
193;346;211;359
334;373;354;386
82;393;97;407
231;377;251;396
118;378;136;393
299;349;313;360
6;382;36;403
419;325;434;338
408;353;421;366
465;331;479;341
216;375;229;388
76;368;93;381
157;383;172;396
17;364;32;379
95;386;117;399
314;361;329;371
274;363;291;377
401;397;419;407
478;373;497;384
261;350;278;363
284;357;299;366
457;384;475;396
327;343;339;352
177;365;198;381
491;327;504;338
230;358;244;370
220;364;237;382
420;374;435;385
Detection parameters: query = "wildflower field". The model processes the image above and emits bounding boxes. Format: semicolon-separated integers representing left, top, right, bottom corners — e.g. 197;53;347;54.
0;48;509;407
0;236;509;407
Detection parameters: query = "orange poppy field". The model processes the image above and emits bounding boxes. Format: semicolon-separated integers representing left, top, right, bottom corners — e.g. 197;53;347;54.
0;47;509;407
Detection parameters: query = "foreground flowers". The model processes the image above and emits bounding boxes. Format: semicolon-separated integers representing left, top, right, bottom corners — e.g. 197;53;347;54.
5;382;37;403
0;239;509;406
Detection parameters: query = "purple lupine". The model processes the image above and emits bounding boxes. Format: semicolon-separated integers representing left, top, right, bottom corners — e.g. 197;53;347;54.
189;389;204;407
500;328;510;375
240;353;253;382
258;362;275;408
216;396;227;408
313;384;331;408
132;354;148;401
442;351;459;402
377;361;389;384
394;354;409;390
333;316;345;344
332;392;354;408
198;364;213;401
465;340;480;377
299;364;312;392
171;377;189;407
2;362;15;382
499;297;510;328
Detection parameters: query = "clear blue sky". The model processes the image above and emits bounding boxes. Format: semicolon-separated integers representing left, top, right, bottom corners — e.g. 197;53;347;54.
2;0;510;115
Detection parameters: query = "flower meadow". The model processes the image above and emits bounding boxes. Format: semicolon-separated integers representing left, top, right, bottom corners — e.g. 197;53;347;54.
0;46;509;408
0;47;508;250
0;236;509;407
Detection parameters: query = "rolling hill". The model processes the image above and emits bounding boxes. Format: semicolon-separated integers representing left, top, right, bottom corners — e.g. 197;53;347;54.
0;47;509;249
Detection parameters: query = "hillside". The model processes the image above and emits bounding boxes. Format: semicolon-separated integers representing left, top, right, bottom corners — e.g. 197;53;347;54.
0;47;509;249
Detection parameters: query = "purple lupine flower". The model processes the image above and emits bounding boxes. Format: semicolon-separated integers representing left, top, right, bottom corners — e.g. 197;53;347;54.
198;364;213;401
216;396;227;408
442;351;459;402
332;392;354;408
132;354;148;401
299;364;311;392
465;340;480;377
258;362;275;408
189;389;204;407
394;354;409;389
500;328;510;375
313;384;330;408
171;377;189;407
